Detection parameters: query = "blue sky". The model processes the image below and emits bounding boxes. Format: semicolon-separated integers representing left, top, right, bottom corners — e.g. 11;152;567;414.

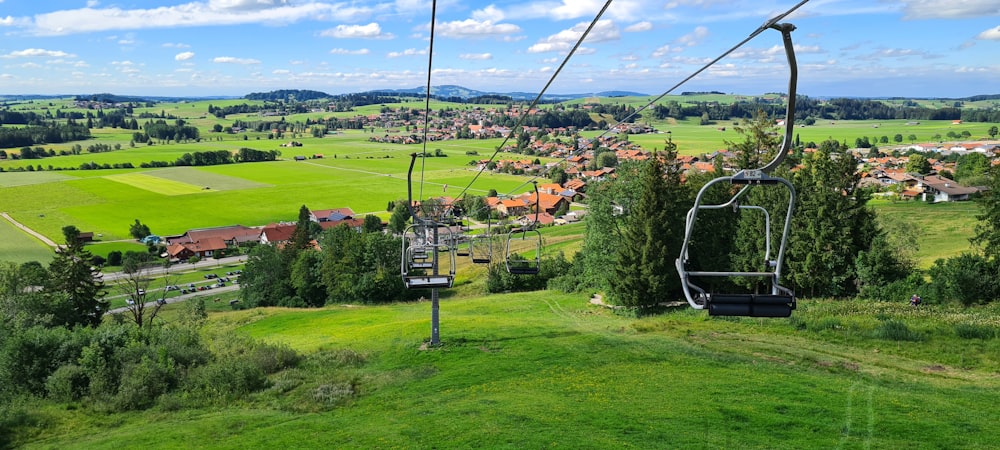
0;0;997;98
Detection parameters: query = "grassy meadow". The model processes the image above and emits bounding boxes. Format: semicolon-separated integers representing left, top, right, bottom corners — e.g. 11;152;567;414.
14;291;1000;448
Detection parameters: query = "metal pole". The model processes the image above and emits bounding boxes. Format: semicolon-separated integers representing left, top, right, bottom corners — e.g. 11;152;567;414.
430;224;440;345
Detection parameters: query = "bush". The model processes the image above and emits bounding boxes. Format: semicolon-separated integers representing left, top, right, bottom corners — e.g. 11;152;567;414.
954;323;997;340
111;356;174;411
927;253;1000;306
874;319;924;342
45;364;89;402
186;358;268;401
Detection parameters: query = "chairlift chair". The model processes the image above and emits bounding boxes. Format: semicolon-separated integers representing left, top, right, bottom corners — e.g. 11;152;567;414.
505;181;542;275
675;23;800;318
470;214;493;264
400;153;456;289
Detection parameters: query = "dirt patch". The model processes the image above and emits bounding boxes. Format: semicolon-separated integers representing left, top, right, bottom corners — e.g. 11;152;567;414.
925;365;947;372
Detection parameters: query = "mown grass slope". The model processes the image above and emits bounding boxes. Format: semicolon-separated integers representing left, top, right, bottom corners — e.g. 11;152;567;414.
17;291;1000;449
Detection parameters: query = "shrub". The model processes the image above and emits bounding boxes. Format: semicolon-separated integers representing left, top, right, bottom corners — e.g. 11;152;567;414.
874;319;924;342
186;358;267;401
954;323;997;340
111;356;174;411
45;364;89;402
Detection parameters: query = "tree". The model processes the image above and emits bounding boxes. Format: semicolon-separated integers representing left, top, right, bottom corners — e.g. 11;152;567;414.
388;200;411;234
971;165;1000;261
116;251;166;328
289;250;325;307
239;244;293;307
129;219;151;240
893;134;903;143
550;166;568;186
46;225;107;327
954;152;991;184
786;148;877;297
906;154;931;174
609;150;688;307
989;125;998;139
362;214;383;233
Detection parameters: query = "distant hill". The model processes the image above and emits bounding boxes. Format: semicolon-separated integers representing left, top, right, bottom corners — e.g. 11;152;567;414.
364;85;649;101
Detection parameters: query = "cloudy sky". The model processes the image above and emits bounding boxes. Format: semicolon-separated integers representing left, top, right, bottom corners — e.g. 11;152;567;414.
0;0;997;98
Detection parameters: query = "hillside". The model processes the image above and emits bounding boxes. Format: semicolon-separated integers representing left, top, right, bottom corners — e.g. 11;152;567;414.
11;291;999;448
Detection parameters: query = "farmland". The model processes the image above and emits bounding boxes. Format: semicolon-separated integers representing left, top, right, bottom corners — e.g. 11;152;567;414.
0;96;996;264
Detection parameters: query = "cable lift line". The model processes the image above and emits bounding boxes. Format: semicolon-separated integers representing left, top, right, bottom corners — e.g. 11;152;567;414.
492;0;812;202
451;0;614;207
675;22;801;318
505;181;543;275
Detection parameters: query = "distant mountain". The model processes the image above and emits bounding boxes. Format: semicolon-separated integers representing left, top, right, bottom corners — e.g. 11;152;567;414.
245;89;331;102
364;85;648;101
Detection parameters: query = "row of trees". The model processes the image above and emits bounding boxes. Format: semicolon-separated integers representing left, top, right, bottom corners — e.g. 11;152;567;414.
239;206;414;308
0;122;91;148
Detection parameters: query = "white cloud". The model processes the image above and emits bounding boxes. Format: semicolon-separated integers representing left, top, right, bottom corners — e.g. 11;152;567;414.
175;52;195;61
320;23;394;39
977;26;1000;40
3;48;75;58
272;69;290;74
0;16;15;26
209;0;289;11
901;0;1000;19
676;26;708;47
624;21;652;33
527;20;619;53
437;19;520;38
213;56;261;64
459;53;492;60
652;45;680;57
387;48;427;58
471;5;505;22
163;42;190;48
330;48;371;55
29;1;367;35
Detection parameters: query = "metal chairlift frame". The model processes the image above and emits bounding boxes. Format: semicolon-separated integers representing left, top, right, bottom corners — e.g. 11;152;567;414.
675;23;799;317
505;181;542;275
470;213;493;264
401;153;456;289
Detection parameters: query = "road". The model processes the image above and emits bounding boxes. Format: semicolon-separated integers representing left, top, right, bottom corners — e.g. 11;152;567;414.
106;283;240;315
99;254;248;281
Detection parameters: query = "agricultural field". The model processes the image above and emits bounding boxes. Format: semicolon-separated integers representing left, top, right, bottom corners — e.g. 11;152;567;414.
14;290;1000;448
1;97;995;264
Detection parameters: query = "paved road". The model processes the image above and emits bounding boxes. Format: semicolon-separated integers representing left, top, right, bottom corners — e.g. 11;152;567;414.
106;283;240;315
100;254;248;281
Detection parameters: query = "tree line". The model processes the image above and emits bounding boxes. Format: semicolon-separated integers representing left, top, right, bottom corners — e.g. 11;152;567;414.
0;122;90;148
549;110;1000;308
647;96;1000;123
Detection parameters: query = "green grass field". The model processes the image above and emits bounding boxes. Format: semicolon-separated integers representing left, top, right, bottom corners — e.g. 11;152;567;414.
15;291;1000;448
0;216;54;264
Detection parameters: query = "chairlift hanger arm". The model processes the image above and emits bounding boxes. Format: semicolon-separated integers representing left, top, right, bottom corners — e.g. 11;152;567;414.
759;23;798;175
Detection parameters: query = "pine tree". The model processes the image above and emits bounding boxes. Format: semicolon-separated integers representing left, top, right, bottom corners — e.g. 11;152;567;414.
47;225;107;327
972;164;1000;261
786;145;876;297
610;149;688;307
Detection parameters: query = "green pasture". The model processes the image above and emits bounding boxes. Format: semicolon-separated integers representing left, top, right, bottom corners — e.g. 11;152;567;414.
0;216;53;264
19;291;1000;448
871;199;978;268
